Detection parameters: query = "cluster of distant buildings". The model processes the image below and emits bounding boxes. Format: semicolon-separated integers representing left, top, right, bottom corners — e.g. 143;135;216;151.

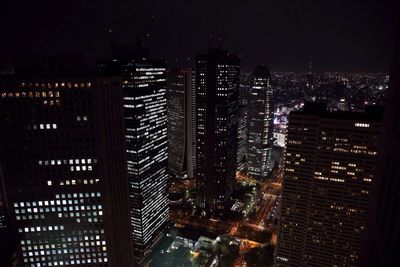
166;51;278;216
0;40;397;267
0;45;279;266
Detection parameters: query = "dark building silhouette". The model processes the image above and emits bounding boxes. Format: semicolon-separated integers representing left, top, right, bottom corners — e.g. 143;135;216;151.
0;190;6;229
0;76;134;266
359;25;400;267
167;68;194;179
0;188;14;266
13;53;92;77
195;48;240;213
247;66;274;179
275;103;383;266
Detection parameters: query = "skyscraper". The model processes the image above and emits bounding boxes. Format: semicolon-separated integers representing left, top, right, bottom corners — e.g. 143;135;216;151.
191;70;197;176
195;48;240;213
0;77;134;266
237;104;248;171
359;26;400;267
237;73;251;172
98;57;170;261
121;59;169;261
275;103;382;267
247;66;274;179
167;68;194;179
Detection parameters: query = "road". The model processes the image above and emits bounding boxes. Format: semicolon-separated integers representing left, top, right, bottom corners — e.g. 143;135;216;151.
170;210;232;233
169;165;284;248
238;167;283;226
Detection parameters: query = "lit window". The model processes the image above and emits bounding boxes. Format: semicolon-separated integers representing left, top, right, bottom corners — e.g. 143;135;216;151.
355;123;370;128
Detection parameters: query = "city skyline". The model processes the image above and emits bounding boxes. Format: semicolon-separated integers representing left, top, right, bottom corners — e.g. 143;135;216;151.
0;2;399;267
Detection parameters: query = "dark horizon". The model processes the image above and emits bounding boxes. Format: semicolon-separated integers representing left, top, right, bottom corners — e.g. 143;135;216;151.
1;0;398;73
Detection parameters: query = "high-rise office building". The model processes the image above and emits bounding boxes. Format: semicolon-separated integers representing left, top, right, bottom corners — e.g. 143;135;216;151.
191;70;197;176
98;57;170;261
0;77;134;266
167;68;194;179
275;103;382;267
237;104;248;171
359;27;400;267
195;48;240;212
247;66;274;179
237;73;251;172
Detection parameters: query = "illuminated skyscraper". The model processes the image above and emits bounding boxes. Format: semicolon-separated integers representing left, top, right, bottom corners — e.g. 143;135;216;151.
191;70;197;175
121;59;169;260
275;103;382;267
237;73;251;171
195;48;240;213
167;68;194;179
98;57;169;261
0;77;134;266
237;104;248;171
247;66;274;179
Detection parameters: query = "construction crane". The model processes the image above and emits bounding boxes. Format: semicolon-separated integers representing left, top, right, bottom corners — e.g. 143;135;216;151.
107;16;156;57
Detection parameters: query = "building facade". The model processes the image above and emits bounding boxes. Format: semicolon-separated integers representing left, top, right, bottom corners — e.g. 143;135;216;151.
120;59;169;260
167;68;194;179
98;57;170;261
359;27;400;267
195;49;240;213
237;104;248;171
247;66;274;179
0;77;134;266
191;70;197;176
275;103;382;266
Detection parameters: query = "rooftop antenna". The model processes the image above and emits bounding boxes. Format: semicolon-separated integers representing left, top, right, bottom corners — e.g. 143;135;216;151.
136;35;143;48
309;61;313;75
218;37;222;49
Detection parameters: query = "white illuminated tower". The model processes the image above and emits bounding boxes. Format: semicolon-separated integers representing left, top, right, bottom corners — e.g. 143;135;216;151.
97;57;169;262
247;66;274;179
120;59;169;260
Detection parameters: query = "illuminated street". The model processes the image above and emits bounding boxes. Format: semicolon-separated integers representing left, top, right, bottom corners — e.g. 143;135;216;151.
169;164;284;261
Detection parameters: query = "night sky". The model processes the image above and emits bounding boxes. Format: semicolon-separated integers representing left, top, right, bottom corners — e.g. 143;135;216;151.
1;0;398;72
